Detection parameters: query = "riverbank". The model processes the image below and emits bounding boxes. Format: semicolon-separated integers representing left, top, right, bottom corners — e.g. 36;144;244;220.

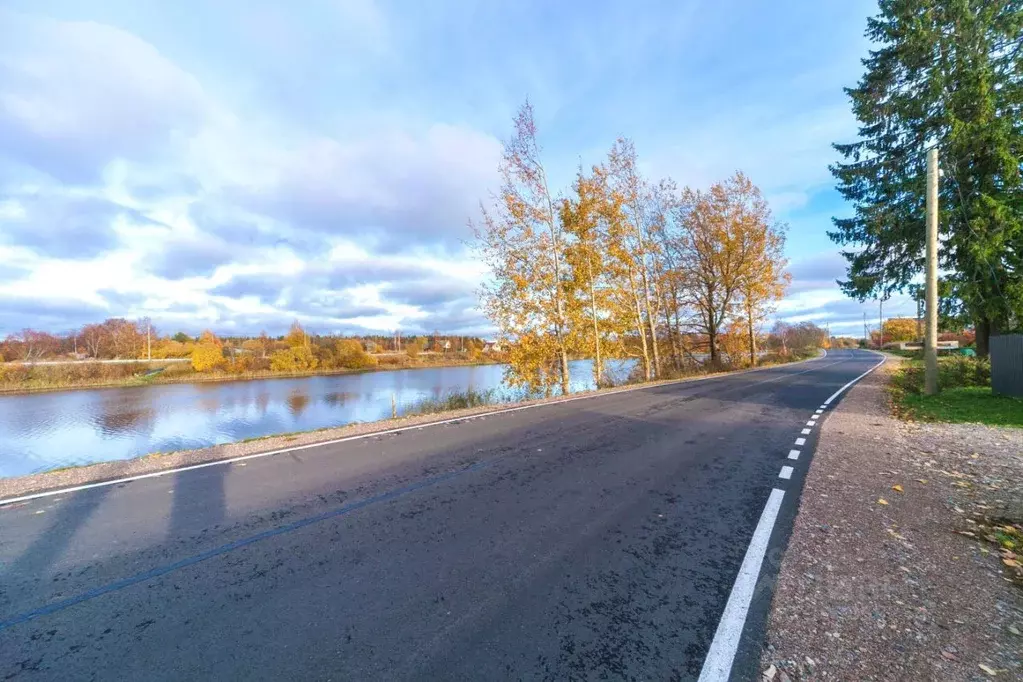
0;352;818;502
0;355;506;395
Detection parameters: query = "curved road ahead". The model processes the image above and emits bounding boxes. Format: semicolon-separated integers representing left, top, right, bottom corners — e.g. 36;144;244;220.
1;350;881;681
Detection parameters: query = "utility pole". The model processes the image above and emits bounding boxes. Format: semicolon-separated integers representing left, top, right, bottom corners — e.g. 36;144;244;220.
878;296;884;349
863;312;868;346
924;146;940;395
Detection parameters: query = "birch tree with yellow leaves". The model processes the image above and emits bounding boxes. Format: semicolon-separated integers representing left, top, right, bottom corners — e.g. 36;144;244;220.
475;102;792;384
561;170;613;386
736;202;790;366
474;102;573;396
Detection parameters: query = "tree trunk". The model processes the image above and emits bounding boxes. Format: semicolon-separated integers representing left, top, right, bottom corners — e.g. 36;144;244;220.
708;316;718;366
640;268;660;379
663;297;681;373
746;300;757;366
976;316;992;358
587;258;603;386
629;270;651;380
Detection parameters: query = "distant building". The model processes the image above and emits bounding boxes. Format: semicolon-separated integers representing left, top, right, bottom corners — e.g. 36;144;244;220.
884;340;959;351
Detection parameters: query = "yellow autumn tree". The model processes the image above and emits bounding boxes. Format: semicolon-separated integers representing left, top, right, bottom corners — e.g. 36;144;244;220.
191;342;225;372
474;101;573;396
882;317;920;343
270;345;317;372
284;321;308;348
734;181;790;366
604;139;665;379
335;338;377;369
673;173;771;365
561;169;614;386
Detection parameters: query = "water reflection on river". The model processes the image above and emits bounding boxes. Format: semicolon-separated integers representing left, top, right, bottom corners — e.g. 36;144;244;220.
0;359;633;477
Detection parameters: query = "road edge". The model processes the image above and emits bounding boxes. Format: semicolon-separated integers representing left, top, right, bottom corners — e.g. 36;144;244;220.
697;350;885;682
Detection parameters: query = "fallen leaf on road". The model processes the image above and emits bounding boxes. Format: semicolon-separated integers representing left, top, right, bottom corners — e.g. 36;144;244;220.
1003;559;1020;568
1008;625;1020;636
917;479;928;484
979;663;998;676
892;484;904;493
762;664;777;681
878;498;889;505
941;650;958;661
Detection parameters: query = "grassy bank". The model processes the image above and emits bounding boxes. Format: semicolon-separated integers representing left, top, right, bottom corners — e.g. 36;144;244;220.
0;355;506;395
899;386;1023;427
889;355;1023;427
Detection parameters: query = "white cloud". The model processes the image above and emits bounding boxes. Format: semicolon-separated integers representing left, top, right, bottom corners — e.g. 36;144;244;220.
0;10;211;183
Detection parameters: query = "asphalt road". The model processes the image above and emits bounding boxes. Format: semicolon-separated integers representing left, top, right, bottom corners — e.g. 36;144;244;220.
0;349;880;681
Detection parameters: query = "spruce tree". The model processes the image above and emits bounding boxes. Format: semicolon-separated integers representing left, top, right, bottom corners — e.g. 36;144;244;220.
831;0;1023;355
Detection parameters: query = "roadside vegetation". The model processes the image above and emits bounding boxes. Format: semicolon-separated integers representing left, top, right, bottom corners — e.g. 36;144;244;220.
890;355;1023;427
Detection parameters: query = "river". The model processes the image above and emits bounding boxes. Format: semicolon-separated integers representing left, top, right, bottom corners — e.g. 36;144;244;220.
0;359;635;478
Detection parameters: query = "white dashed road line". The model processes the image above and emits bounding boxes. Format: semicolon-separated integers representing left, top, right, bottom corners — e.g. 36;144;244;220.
805;421;816;427
795;438;806;446
801;428;811;435
778;466;793;480
787;450;800;460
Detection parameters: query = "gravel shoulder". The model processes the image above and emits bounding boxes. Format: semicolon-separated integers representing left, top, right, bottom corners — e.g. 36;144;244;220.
762;360;1023;680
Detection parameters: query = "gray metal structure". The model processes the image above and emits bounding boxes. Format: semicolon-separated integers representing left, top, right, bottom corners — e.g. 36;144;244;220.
991;334;1023;398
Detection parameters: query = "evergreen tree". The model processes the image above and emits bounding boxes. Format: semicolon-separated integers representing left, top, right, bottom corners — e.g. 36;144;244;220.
831;0;1023;355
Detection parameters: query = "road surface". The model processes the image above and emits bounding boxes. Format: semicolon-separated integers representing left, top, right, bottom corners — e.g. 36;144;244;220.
0;350;880;681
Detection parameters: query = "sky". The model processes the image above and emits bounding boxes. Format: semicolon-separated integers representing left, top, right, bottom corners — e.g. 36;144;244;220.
0;0;917;339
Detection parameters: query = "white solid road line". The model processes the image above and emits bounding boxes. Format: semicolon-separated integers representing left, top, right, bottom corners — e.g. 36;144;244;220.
795;438;806;446
778;466;794;480
697;488;785;682
787;450;800;460
823;351;886;405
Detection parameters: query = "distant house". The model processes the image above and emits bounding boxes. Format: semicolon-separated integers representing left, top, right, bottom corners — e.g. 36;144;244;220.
483;341;503;353
442;340;452;351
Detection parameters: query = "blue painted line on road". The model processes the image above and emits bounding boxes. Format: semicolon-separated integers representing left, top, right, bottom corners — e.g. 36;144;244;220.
0;459;493;632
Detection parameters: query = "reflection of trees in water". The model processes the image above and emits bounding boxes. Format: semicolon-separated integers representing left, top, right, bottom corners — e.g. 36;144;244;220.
255;392;270;416
323;392;346;408
286;391;310;417
93;399;156;437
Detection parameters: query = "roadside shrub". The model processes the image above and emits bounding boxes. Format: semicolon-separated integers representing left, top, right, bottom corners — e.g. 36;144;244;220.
892;356;991;395
939;355;990;389
407;388;499;415
270;346;318;372
191;343;226;372
335;339;377;369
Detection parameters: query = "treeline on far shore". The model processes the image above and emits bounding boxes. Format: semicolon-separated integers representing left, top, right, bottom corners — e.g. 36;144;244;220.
0;320;506;392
